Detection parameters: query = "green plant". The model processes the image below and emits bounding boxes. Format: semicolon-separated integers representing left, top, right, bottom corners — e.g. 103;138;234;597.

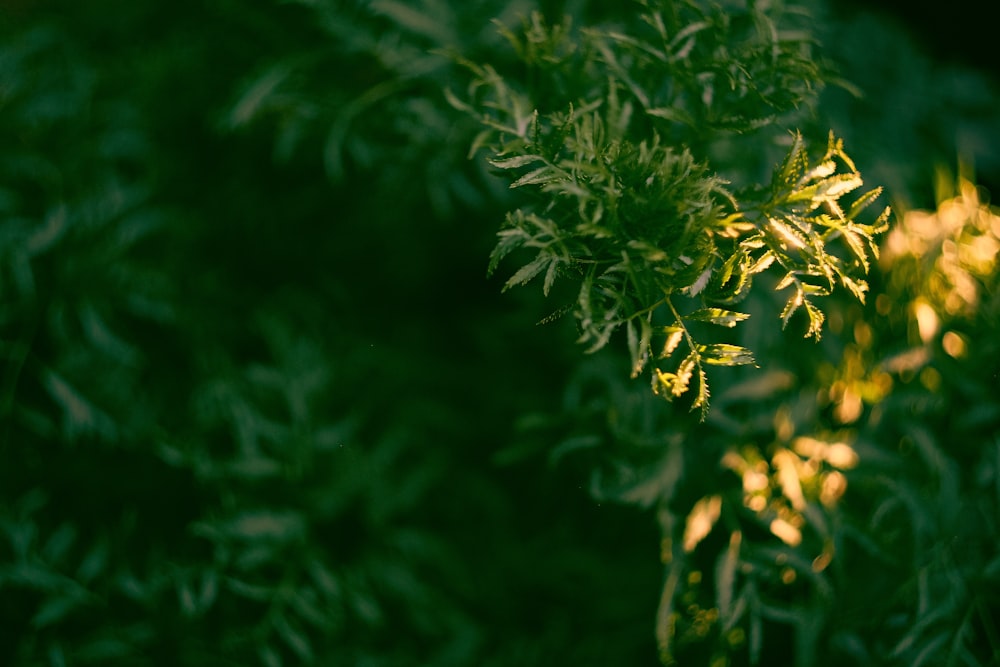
452;1;890;421
0;3;662;665
450;2;1000;665
5;0;999;666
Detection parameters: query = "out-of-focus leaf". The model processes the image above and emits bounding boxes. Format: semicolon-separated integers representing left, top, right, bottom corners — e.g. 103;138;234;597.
682;495;722;552
274;613;314;663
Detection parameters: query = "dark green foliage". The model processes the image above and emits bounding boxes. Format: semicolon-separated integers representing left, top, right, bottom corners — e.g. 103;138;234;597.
1;2;660;665
2;1;999;666
454;2;1000;666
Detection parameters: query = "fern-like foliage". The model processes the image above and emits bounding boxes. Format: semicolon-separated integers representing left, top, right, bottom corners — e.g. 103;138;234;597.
452;1;889;418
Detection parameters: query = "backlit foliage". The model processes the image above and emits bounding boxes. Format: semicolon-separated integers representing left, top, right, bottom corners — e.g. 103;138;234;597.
452;2;889;419
3;1;999;666
456;3;1000;667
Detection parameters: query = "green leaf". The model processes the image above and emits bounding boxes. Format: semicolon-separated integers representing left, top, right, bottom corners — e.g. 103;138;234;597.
76;539;109;584
659;327;684;359
259;645;282;667
668;20;712;56
775;271;797;292
816;172;863;200
803;300;825;339
488;226;528;276
716;532;742;631
651;369;678;399
797;159;837;185
510;165;563;188
274;614;314;663
674;352;697;397
646;106;695;126
32;595;87;629
769;217;808;250
442;86;473;113
488;154;548;169
692;366;709;418
542;255;560;296
686;308;750;328
714;248;744;287
780;289;803;327
839;274;869;302
838;226;870;270
225;577;274;601
910;634;950;667
800;281;831;296
467;128;494;158
775;131;807;186
627;316;652;378
845;185;884;220
503;254;551;291
179;581;198;617
698;343;756;366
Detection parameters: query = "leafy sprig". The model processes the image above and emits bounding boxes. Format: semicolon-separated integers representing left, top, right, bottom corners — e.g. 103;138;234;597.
454;2;889;418
746;131;891;338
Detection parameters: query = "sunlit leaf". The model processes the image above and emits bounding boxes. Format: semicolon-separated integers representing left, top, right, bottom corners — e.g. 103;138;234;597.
803;300;825;339
686;307;750;328
698;343;755;366
682;495;722;552
780;289;803;327
674;353;697;398
692;367;710;418
659;326;684;359
845;186;884;221
748;250;776;274
769;217;808;250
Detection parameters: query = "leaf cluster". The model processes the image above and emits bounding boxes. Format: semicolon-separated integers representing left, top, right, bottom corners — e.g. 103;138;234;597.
454;2;889;418
520;172;1000;666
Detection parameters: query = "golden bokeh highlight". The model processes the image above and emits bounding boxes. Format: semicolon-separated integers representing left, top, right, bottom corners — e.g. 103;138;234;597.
884;176;1000;322
941;330;967;358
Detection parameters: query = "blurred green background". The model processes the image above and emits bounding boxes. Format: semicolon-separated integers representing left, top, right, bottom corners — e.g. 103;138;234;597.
1;1;998;665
